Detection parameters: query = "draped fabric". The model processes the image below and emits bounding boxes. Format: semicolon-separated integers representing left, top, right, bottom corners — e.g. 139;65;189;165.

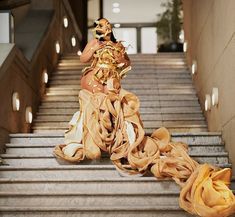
54;80;235;217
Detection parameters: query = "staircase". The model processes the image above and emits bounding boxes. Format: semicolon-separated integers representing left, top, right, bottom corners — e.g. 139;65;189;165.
0;53;234;216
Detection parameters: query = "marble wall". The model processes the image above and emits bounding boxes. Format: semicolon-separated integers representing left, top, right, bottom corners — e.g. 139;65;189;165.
182;0;235;173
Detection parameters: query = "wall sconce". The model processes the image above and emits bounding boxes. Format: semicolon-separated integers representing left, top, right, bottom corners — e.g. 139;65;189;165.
71;36;76;47
63;16;68;28
112;7;120;13
183;41;188;52
212;87;219;106
77;50;82;56
205;94;211;111
113;3;120;7
43;69;48;84
191;60;197;75
114;23;121;28
25;106;33;124
12;92;20;111
55;41;60;54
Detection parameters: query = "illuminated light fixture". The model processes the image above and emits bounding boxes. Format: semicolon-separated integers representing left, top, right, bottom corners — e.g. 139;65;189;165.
191;60;197;75
205;94;211;111
71;36;76;47
113;2;120;7
179;30;184;42
212;87;219;106
63;16;68;28
43;69;48;84
112;7;120;13
183;41;188;52
114;23;121;28
25;106;33;123
77;50;82;56
12;92;20;111
55;41;60;54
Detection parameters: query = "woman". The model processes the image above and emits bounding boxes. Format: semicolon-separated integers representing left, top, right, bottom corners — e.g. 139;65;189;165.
80;18;131;94
54;18;235;217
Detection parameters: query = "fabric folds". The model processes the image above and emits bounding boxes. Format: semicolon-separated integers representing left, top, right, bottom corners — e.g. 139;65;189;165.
54;87;235;217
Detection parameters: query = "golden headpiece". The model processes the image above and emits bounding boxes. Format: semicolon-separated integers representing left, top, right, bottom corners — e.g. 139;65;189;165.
92;19;112;40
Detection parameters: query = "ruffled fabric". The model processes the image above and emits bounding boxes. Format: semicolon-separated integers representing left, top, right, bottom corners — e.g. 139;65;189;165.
54;85;235;217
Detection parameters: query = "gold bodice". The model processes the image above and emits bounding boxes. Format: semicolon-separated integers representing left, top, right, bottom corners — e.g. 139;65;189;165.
82;41;131;85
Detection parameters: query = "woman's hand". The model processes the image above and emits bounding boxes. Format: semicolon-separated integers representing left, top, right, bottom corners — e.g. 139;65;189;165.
92;40;106;52
80;39;105;63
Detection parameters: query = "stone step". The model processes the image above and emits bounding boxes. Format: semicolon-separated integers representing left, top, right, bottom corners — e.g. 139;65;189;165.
0;193;181;207
36;107;202;114
9;132;223;145
39;100;202;108
5;145;226;156
35;114;205;121
57;61;188;67
0;156;228;167
50;74;192;80
0;206;190;217
32;121;207;129
45;88;197;95
52;70;191;76
42;95;199;101
56;65;189;71
32;127;208;134
34;113;205;122
0;177;181;193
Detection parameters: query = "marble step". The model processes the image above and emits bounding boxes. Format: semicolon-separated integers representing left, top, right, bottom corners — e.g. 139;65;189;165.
36;107;203;114
49;78;193;85
45;87;197;95
5;144;227;156
0;206;191;217
0;178;181;194
52;70;191;76
32;121;207;129
50;74;192;80
35;114;205;122
42;95;199;101
39;100;202;108
0;156;228;167
56;65;189;71
9;132;223;145
31;127;208;134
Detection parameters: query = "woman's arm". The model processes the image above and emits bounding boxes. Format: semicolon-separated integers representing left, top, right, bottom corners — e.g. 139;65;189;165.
80;39;105;63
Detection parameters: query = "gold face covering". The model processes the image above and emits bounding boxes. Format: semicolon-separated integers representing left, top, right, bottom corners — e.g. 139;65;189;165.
92;19;112;40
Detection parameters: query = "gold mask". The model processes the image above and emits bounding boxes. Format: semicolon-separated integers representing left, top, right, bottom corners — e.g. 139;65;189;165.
92;19;112;40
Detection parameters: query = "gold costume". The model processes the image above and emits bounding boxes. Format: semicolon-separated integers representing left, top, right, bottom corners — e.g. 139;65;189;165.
81;40;131;85
54;37;235;216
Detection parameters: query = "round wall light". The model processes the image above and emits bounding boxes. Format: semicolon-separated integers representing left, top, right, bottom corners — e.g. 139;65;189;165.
55;41;60;54
12;92;20;111
112;7;120;13
183;41;188;52
205;94;211;111
25;106;33;124
212;87;219;106
191;60;197;75
113;2;120;7
63;16;69;28
77;50;82;56
71;36;76;47
114;23;121;28
43;69;48;84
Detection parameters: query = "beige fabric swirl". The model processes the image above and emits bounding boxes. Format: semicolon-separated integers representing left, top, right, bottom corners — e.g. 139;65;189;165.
54;86;235;217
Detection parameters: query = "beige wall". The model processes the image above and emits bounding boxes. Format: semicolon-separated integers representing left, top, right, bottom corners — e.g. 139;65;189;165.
182;0;235;173
0;0;81;153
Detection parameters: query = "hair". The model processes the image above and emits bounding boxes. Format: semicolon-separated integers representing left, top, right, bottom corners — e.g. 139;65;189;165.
93;18;117;43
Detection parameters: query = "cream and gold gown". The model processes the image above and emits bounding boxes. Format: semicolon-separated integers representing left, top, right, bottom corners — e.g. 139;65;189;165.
54;40;235;217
